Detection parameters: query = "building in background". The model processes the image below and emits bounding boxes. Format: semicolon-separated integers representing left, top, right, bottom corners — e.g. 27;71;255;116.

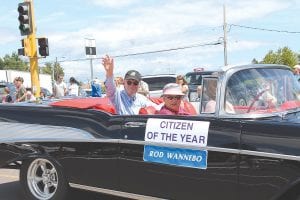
0;70;52;93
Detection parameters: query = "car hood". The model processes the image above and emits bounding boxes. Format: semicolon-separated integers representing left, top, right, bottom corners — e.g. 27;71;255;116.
283;111;300;123
264;110;300;124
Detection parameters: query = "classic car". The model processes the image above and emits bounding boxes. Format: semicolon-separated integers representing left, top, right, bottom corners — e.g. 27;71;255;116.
0;64;300;200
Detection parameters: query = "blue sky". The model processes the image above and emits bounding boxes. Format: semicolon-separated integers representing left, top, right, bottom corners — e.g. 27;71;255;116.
1;0;300;82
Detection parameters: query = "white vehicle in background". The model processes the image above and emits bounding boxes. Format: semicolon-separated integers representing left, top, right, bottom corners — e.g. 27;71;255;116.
142;74;177;97
0;70;53;93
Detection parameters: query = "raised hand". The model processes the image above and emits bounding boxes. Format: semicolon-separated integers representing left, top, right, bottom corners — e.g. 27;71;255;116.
102;55;114;77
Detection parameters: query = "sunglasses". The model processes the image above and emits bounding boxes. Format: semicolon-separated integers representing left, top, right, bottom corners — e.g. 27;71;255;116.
165;95;182;100
126;80;139;86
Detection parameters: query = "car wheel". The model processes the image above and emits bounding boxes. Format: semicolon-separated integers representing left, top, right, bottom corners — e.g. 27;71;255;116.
20;158;69;200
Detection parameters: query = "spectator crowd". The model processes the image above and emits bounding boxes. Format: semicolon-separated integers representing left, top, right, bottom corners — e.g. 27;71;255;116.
1;55;195;116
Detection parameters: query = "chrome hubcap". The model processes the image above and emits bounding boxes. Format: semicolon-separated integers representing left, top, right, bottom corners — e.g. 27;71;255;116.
27;159;58;200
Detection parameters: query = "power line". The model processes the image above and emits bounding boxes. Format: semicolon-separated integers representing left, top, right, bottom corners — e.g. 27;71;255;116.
113;41;222;58
41;40;222;64
229;23;300;34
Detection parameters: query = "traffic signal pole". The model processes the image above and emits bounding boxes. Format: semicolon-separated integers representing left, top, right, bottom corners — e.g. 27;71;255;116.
28;0;40;98
18;0;40;98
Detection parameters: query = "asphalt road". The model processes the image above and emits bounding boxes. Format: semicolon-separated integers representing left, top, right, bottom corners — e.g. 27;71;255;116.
0;169;127;200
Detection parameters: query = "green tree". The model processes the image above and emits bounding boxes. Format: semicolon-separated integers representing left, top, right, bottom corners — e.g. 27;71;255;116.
0;52;29;71
251;58;259;64
40;62;64;81
40;62;52;75
0;58;4;70
261;47;298;67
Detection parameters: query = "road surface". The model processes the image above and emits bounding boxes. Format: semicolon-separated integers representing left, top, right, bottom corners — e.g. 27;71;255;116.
0;169;127;200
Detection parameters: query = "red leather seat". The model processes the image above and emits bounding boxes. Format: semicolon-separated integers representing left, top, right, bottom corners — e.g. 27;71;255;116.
139;106;157;115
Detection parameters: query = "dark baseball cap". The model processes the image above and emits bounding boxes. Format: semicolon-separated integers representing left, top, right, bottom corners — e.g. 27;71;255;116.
124;70;142;81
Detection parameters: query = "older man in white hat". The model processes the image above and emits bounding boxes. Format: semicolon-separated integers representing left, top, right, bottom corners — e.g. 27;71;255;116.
157;83;191;115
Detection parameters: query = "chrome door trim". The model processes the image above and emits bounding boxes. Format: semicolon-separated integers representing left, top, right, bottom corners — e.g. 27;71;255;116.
2;136;300;162
69;183;166;200
119;139;300;161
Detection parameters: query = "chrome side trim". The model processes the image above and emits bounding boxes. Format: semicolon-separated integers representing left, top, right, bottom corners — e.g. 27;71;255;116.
2;132;300;162
119;139;241;153
120;139;208;150
119;139;300;161
240;150;300;161
69;183;166;200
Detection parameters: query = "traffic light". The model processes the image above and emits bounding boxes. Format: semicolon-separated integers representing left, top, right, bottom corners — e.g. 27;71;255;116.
18;38;30;56
18;2;32;36
38;38;49;57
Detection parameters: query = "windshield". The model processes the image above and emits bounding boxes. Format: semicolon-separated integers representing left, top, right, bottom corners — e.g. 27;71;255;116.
225;68;300;115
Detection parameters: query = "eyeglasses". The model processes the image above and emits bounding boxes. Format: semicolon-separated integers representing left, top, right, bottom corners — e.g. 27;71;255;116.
126;80;139;86
165;95;182;100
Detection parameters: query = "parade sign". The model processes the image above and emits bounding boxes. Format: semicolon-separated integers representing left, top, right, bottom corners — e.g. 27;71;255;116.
145;118;210;147
144;145;207;169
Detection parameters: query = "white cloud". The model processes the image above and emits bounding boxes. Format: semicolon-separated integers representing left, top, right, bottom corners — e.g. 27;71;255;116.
36;12;65;24
228;40;266;51
226;0;291;23
90;0;138;8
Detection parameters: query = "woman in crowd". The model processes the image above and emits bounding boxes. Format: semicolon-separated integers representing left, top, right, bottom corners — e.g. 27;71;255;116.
68;77;80;96
176;75;189;101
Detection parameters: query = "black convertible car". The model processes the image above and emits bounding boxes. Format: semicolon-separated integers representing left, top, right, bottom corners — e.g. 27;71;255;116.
0;64;300;200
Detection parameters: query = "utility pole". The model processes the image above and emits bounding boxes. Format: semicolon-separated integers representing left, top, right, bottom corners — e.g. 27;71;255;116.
223;4;228;66
53;57;57;83
90;59;93;81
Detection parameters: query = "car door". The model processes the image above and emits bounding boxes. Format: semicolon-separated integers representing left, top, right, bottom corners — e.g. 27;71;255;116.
119;114;240;200
239;119;300;200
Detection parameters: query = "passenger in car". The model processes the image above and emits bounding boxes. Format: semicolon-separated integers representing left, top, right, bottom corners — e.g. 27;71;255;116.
203;79;217;113
203;79;235;114
102;55;158;115
156;83;192;115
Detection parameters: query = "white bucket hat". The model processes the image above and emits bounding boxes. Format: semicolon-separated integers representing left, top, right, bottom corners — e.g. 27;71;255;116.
163;83;185;96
